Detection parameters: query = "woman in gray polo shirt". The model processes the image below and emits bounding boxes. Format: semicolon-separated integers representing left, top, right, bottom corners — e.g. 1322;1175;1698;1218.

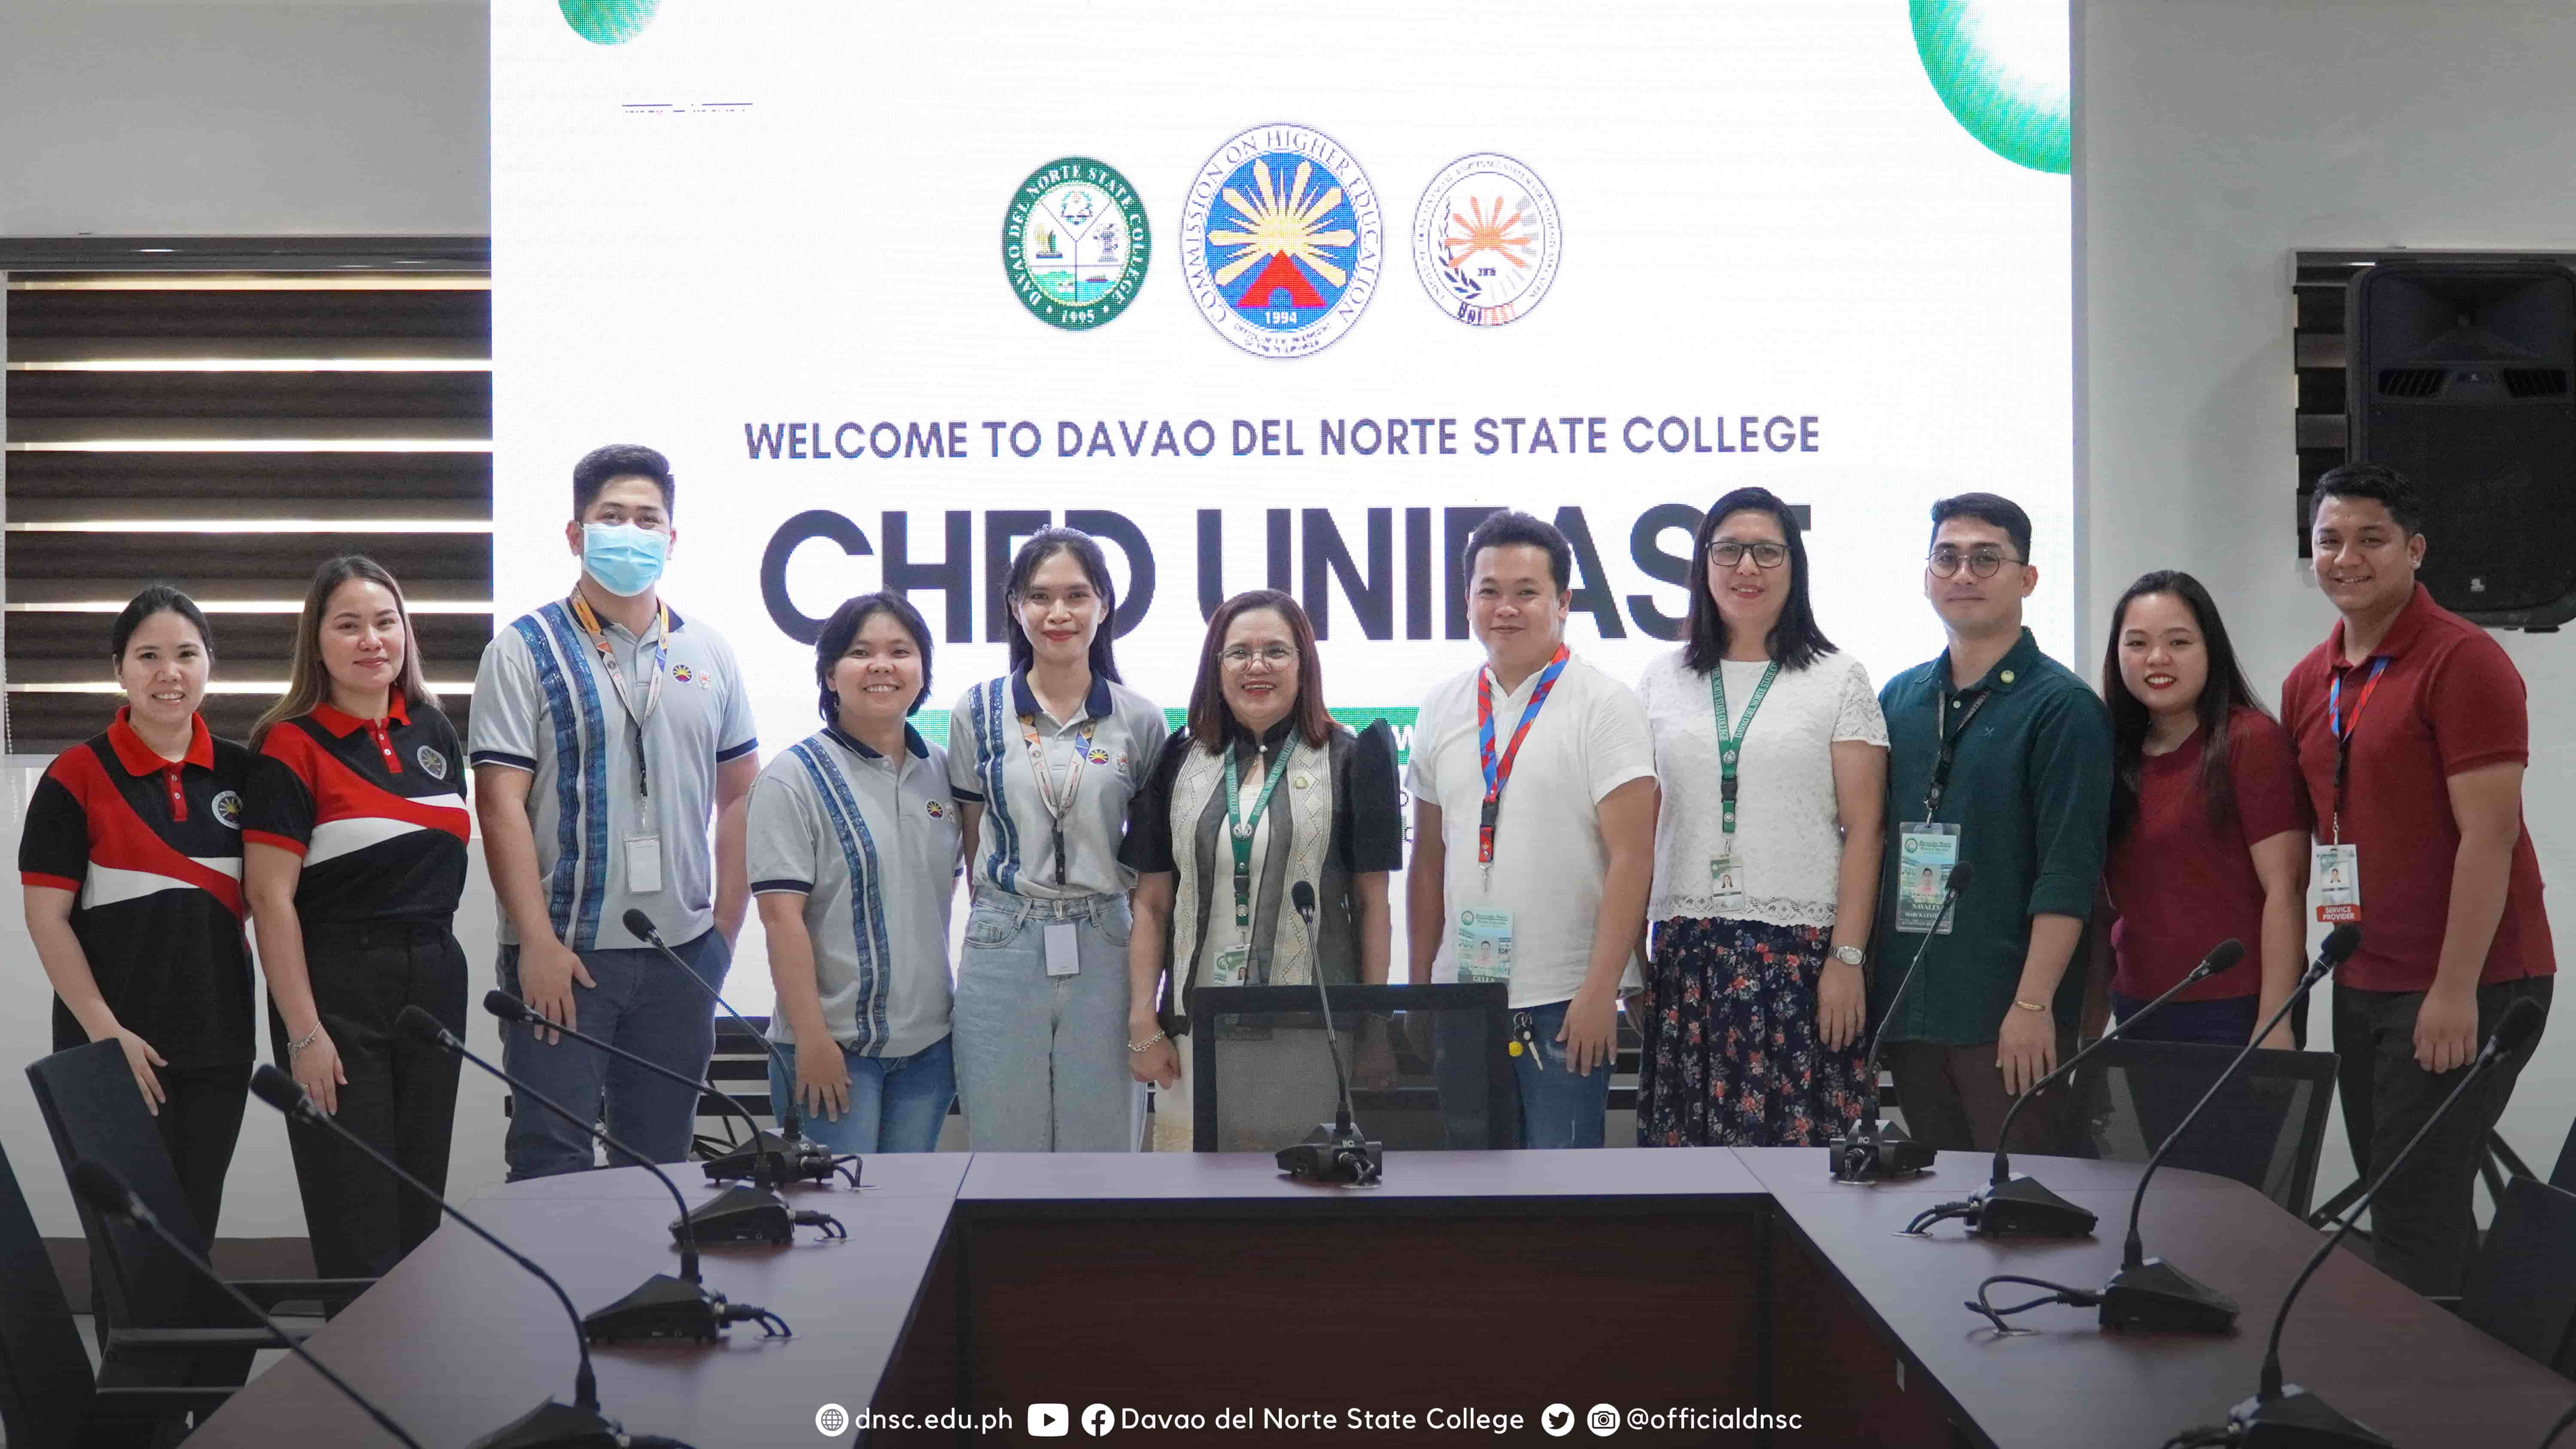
748;593;962;1154
947;528;1169;1152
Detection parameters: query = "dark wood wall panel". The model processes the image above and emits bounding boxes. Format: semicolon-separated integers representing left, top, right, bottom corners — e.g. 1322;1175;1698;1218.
5;268;493;756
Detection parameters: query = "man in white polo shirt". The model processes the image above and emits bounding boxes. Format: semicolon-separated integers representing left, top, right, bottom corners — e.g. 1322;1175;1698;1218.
1407;511;1659;1148
470;444;761;1179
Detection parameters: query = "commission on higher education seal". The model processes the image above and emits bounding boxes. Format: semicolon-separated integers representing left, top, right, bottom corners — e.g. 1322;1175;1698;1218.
1003;157;1151;330
1413;152;1561;327
1179;123;1382;358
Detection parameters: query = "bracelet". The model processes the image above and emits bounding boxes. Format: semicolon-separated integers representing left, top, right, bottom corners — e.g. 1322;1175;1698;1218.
286;1024;324;1057
1127;1030;1167;1053
2012;997;2049;1013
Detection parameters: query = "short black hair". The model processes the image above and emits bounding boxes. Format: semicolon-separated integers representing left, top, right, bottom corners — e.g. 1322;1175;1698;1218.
2312;461;2425;535
110;584;213;664
1461;510;1572;594
1684;487;1837;673
814;591;935;720
1928;492;2033;562
572;444;676;518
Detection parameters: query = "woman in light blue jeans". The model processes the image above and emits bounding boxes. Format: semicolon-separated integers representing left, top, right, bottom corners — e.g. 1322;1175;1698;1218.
948;528;1167;1151
753;592;963;1155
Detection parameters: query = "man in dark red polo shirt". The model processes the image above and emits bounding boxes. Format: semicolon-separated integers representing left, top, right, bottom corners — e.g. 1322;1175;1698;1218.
2282;461;2555;1297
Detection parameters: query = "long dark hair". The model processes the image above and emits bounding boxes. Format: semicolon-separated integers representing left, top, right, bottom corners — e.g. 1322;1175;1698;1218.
1683;487;1836;673
1002;527;1122;683
1187;590;1332;754
813;591;934;721
2101;570;2270;837
252;555;440;751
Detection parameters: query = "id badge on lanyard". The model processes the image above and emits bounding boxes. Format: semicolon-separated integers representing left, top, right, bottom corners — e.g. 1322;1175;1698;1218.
1020;714;1101;889
2315;658;2387;924
1896;687;1985;935
571;595;669;894
1707;661;1778;915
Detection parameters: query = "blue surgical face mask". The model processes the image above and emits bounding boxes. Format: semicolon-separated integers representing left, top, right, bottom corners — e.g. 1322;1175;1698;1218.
581;522;668;597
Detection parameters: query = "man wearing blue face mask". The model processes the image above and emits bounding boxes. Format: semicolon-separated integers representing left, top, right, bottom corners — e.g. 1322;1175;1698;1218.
468;444;762;1178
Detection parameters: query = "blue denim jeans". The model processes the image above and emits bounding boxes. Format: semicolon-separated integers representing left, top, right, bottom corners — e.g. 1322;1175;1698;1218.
768;1034;955;1155
496;928;732;1180
1510;999;1610;1149
951;892;1142;1152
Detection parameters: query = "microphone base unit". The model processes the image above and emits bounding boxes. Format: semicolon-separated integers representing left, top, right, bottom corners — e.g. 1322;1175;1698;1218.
699;1127;839;1187
679;1184;798;1245
1968;1174;2099;1238
581;1274;734;1344
1828;1121;1936;1183
2228;1388;2394;1448
468;1397;697;1449
2099;1256;2240;1333
1276;1124;1383;1185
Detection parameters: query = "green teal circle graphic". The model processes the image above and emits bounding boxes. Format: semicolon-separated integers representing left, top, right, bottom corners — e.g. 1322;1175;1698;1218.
560;0;659;45
1911;0;2070;175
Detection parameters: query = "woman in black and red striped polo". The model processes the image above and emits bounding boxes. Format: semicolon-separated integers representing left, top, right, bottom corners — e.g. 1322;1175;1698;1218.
20;585;255;1240
243;555;470;1278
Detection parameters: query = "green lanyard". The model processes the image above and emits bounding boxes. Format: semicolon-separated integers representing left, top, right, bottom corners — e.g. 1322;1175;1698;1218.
1710;660;1781;837
1224;740;1294;930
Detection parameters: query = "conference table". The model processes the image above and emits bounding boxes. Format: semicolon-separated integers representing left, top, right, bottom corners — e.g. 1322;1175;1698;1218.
187;1148;2576;1446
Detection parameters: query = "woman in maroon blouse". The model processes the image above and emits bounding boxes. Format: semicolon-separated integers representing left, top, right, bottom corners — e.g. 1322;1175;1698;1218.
2098;571;2308;1047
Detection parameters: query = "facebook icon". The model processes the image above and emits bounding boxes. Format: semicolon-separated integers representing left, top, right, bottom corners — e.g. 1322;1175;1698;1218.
1082;1403;1115;1437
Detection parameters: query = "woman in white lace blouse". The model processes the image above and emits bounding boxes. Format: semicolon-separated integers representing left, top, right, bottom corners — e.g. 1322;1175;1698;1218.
1634;487;1889;1146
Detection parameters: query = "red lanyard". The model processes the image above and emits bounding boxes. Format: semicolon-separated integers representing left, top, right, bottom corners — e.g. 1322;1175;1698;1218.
2327;658;2388;843
1475;646;1571;867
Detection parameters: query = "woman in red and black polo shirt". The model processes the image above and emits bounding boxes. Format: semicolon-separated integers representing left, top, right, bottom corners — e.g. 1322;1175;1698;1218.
20;586;255;1239
243;556;470;1278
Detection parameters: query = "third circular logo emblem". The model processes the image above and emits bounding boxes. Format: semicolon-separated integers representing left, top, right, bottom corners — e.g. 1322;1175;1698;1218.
1413;152;1561;327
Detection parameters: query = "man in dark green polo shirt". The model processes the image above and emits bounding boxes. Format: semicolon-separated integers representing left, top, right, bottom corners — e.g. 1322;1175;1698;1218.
1869;493;2111;1154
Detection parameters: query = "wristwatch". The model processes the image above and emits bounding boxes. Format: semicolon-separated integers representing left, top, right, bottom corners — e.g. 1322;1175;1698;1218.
1830;945;1865;967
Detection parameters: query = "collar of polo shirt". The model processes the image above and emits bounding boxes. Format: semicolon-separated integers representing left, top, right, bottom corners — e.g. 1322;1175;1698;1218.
107;707;214;775
2326;581;2436;671
310;693;413;736
1011;668;1113;723
826;721;930;761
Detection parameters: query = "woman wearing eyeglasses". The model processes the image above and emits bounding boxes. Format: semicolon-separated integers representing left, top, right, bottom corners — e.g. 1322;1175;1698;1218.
1633;488;1888;1147
1119;590;1402;1151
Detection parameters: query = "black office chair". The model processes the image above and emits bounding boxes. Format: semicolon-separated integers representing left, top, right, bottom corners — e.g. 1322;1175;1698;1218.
24;1042;369;1342
2066;1037;2338;1216
2458;1176;2576;1381
0;1133;269;1449
1188;983;1519;1151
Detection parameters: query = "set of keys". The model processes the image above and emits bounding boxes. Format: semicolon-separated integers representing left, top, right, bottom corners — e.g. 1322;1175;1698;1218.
1508;1010;1546;1072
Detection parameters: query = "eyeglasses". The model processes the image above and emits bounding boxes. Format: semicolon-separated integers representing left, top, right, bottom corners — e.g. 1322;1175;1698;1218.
1219;644;1296;669
1926;546;2023;578
1708;541;1789;570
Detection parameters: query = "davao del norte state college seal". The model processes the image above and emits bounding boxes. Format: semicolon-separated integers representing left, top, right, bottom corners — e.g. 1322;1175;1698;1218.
1413;152;1561;327
1180;123;1382;358
1003;158;1151;330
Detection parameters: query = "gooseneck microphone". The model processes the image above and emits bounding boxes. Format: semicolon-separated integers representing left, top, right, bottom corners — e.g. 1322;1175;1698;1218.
619;908;838;1185
69;1158;425;1449
2098;923;2360;1333
1275;880;1382;1185
2219;996;2547;1449
1830;860;1974;1183
395;1006;790;1343
1922;938;2248;1239
481;991;846;1246
245;1066;693;1449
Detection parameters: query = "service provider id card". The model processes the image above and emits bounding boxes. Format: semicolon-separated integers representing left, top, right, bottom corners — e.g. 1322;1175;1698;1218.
2315;843;2360;923
1895;823;1962;935
1455;908;1516;983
